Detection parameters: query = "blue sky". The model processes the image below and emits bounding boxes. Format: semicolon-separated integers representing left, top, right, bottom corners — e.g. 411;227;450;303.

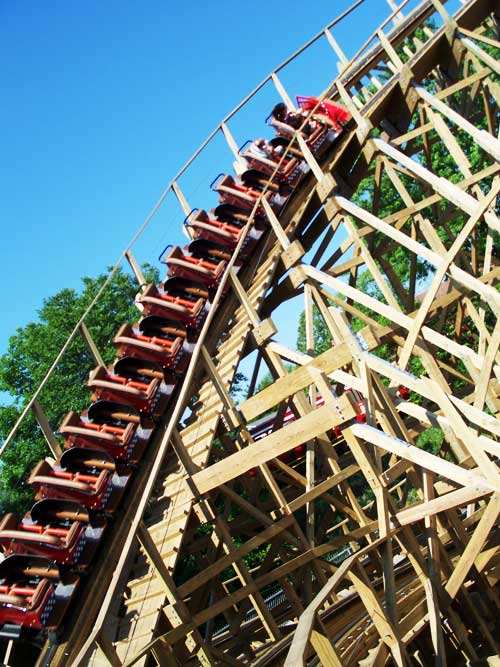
1;0;442;369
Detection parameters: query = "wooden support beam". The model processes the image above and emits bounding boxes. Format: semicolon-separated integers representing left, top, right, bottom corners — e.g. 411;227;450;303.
220;121;245;165
271;72;295;110
79;321;105;367
348;562;407;667
460;32;500;77
296;133;329;183
395;485;491;526
171;180;192;217
261;196;292;249
377;28;404;69
444;494;500;602
372;137;483;217
125;249;147;288
422;469;447;667
200;345;241;430
96;632;123;667
227;267;260;327
324;28;349;67
416;83;500;163
335;79;372;138
240;326;378;421
31;399;62;458
135;521;217;666
177;515;295;598
317;196;500;313
349;422;496;492
191;396;355;495
397;178;500;369
310;626;343;666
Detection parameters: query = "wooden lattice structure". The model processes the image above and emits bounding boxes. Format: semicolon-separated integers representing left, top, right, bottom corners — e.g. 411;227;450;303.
3;0;499;665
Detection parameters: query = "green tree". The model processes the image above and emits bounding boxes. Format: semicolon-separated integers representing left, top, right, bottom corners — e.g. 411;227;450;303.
0;264;159;514
297;306;333;356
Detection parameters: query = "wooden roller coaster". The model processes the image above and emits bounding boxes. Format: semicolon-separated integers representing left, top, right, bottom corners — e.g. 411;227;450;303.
1;0;500;665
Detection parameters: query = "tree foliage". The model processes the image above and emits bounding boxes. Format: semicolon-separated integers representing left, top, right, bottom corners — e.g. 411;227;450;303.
0;265;159;514
297;306;333;357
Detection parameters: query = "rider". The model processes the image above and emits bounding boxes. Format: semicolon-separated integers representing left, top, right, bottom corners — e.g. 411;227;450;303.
269;102;316;138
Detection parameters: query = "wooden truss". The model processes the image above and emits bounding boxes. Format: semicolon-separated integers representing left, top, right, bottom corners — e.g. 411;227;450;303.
31;0;500;666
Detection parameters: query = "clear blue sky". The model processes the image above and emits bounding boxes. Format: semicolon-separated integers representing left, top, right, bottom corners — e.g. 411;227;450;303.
1;0;446;365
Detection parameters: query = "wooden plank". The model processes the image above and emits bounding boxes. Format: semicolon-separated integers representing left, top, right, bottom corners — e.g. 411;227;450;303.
372;136;480;214
125;249;147;289
296;133;328;182
395;486;492;526
377;28;404;69
177;515;295;598
31;399;62;458
445;494;500;601
96;633;123;667
287;464;360;512
324;28;349;66
137;522;216;664
220;121;245;163
421;469;447;667
310;628;343;667
191;397;355;495
79;321;105;367
240;328;378;421
261;197;292;250
349;422;496;492
171;181;192;217
301;263;485;365
271;71;295;109
348;562;407;667
417;82;500;163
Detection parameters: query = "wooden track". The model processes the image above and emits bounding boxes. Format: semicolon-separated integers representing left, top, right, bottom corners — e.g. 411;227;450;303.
8;0;497;665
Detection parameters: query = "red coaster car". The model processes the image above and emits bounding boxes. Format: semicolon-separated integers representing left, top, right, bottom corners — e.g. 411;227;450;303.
160;276;210;301
28;448;130;513
187;238;233;263
59;400;152;463
267;111;339;158
161;240;241;297
239;166;294;196
296;95;351;131
0;555;78;637
113;317;191;374
212;203;267;229
89;358;175;420
159;245;226;288
0;499;106;569
136;283;206;329
211;174;287;213
185;209;263;253
344;388;367;423
240;140;309;188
